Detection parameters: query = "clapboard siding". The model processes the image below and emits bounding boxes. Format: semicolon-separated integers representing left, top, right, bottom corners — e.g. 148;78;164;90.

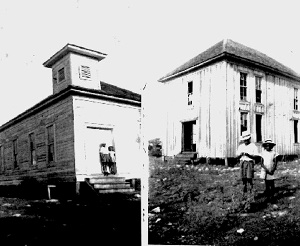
0;96;75;184
73;96;142;180
162;59;300;159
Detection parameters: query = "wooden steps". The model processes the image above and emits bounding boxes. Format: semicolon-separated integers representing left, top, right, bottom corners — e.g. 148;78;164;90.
174;152;198;165
86;176;135;194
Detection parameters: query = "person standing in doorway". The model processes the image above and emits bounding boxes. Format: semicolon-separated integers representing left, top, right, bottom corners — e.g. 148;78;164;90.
108;146;117;175
236;131;260;194
99;143;110;176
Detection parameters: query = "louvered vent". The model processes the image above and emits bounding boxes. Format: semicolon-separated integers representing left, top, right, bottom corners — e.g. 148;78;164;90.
79;65;92;80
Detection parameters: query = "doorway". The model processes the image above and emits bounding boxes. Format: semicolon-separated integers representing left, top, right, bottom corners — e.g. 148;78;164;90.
182;120;196;152
85;127;115;175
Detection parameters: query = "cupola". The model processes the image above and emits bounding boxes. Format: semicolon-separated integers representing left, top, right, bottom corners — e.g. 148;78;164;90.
43;44;107;94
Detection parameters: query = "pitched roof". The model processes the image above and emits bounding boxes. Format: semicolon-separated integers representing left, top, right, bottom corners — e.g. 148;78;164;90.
100;81;141;101
0;82;140;131
159;39;300;82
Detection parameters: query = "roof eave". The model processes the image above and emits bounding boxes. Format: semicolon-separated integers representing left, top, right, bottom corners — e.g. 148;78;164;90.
0;85;140;132
43;44;107;68
158;53;226;82
158;52;300;83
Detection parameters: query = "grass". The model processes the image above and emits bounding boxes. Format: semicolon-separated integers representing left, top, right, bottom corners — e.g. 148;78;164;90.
148;156;300;245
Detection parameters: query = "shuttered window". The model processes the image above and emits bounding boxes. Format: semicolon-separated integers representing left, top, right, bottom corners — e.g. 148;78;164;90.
79;65;92;80
29;133;37;165
0;145;4;172
46;125;55;163
58;67;65;82
12;139;18;168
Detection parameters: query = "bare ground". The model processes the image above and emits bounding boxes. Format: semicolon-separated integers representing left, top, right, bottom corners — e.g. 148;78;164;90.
148;156;300;245
0;192;141;246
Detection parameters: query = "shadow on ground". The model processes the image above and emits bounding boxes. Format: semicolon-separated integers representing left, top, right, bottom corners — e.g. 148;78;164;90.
0;193;141;246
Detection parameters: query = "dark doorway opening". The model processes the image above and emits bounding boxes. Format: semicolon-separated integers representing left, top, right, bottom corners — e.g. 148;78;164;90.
182;120;196;152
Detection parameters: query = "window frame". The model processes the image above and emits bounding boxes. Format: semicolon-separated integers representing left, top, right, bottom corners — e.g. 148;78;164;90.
29;132;37;165
0;145;4;173
294;88;298;111
255;114;262;143
187;81;193;105
240;72;247;101
255;76;262;103
12;138;18;169
58;67;65;83
294;120;299;144
46;124;56;164
240;111;248;135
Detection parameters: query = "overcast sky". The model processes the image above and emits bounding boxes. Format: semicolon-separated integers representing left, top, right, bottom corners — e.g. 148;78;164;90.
1;0;300;132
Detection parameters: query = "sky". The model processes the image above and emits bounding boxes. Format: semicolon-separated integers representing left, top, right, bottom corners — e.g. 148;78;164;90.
1;0;300;139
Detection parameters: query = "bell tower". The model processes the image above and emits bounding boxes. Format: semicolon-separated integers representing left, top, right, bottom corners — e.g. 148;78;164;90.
43;44;107;94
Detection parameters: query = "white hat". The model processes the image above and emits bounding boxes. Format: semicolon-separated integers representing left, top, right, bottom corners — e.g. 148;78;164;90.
262;139;276;147
241;131;251;141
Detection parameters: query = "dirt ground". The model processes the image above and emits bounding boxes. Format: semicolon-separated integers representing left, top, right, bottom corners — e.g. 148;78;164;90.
148;156;300;245
0;192;141;246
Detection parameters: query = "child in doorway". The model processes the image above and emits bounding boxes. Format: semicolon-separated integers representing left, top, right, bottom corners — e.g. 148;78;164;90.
108;146;117;175
100;143;110;176
260;139;278;202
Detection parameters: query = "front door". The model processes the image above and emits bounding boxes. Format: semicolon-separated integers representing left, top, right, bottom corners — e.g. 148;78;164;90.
182;121;196;152
85;127;114;175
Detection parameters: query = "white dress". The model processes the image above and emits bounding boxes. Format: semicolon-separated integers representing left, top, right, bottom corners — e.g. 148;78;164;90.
260;150;278;180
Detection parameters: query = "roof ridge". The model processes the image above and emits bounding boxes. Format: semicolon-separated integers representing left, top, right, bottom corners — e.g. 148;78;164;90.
159;39;300;82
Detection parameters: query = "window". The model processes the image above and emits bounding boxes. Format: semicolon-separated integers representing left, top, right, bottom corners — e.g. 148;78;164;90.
255;76;262;103
12;139;18;168
79;65;92;80
256;114;262;142
240;73;247;101
0;145;4;172
240;112;248;134
58;67;65;82
294;120;298;143
46;125;55;163
29;133;37;165
187;81;193;105
294;88;298;110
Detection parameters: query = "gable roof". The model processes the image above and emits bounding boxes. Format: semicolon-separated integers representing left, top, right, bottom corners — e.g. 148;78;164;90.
159;39;300;82
0;82;140;131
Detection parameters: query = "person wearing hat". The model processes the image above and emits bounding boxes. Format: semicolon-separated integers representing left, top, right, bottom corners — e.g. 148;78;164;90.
236;131;260;194
260;139;278;202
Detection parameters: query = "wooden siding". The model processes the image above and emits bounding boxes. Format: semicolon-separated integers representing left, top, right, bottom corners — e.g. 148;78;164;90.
0;96;76;185
226;63;300;157
162;60;300;159
73;96;142;180
52;54;72;94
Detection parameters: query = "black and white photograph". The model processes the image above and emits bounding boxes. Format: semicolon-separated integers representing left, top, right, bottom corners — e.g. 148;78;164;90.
1;0;300;245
